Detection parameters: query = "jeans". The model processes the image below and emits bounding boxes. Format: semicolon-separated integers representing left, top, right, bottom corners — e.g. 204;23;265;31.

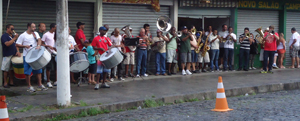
191;50;198;62
263;51;275;71
224;48;234;70
239;49;250;70
117;60;123;78
210;49;219;70
137;49;147;75
156;52;166;74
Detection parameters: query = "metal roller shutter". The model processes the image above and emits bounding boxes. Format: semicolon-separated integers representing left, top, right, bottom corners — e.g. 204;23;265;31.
103;4;170;73
285;12;300;66
237;10;279;38
3;0;94;40
103;4;170;38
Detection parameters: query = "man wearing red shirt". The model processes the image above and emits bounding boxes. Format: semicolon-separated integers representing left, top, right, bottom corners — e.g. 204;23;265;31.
92;26;112;90
75;22;86;50
261;25;279;73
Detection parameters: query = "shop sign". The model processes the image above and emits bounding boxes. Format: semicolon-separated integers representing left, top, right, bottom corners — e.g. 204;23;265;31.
238;0;281;9
286;3;300;10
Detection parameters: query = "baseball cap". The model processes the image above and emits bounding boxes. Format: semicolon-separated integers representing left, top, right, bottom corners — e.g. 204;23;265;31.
129;27;133;30
99;26;107;31
84;40;89;43
181;26;187;30
265;27;269;31
76;22;85;28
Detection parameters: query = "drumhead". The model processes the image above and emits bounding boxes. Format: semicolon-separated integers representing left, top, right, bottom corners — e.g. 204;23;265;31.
69;51;88;56
100;48;118;61
25;46;46;63
11;53;23;64
70;60;89;72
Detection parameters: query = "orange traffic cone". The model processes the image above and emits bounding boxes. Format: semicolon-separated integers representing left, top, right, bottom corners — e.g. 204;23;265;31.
0;96;9;121
211;76;233;112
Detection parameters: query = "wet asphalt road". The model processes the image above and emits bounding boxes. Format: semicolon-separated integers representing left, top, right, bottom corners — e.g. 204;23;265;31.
67;89;300;121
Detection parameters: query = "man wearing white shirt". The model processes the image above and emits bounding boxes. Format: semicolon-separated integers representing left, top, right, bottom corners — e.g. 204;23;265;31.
16;23;47;92
209;29;222;72
218;24;228;69
41;23;56;88
289;27;300;68
223;27;237;71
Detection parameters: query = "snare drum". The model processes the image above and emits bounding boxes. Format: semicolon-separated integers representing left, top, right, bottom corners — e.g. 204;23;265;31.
69;52;89;73
11;53;33;79
25;46;51;70
100;48;124;69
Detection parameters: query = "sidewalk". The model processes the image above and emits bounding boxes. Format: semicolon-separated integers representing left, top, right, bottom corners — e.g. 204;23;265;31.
2;68;300;121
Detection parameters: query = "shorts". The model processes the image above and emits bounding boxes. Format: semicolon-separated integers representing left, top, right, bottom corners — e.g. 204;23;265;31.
124;52;135;65
274;53;278;56
278;49;286;54
23;56;42;75
96;60;111;74
1;55;13;72
166;49;177;63
219;48;225;58
198;52;210;63
290;46;299;58
88;63;97;74
46;56;57;71
259;49;264;61
180;52;192;63
191;50;198;62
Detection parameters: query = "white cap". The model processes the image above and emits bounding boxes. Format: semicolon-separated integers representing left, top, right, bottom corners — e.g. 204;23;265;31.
265;27;269;31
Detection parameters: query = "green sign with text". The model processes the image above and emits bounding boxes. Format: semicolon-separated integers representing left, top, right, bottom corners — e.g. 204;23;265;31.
239;0;300;10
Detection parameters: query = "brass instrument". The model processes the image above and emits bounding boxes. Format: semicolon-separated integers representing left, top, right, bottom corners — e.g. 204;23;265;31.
195;31;203;53
246;33;251;38
191;28;197;35
12;30;16;35
176;31;182;38
122;25;136;51
156;15;172;32
201;32;211;57
255;27;265;48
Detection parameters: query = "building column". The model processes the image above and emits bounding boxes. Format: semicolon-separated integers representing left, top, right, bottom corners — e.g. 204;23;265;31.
0;0;3;86
170;0;178;29
279;5;287;66
94;0;103;36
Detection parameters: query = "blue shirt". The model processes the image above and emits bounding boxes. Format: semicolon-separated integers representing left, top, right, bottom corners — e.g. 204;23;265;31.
86;46;96;64
1;33;17;57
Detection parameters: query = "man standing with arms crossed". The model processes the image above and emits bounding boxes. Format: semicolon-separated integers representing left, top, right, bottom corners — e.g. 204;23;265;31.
16;23;48;92
180;26;193;75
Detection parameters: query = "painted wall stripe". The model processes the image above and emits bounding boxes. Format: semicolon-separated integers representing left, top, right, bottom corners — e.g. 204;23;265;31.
216;92;226;98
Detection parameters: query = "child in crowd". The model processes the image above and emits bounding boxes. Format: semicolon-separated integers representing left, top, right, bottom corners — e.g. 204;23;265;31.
84;39;97;85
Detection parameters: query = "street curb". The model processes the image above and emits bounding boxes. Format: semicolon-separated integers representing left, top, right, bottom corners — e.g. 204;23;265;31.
10;81;300;121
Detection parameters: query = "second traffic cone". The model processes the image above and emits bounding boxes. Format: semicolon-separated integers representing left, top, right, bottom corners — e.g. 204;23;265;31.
0;96;9;121
211;76;233;112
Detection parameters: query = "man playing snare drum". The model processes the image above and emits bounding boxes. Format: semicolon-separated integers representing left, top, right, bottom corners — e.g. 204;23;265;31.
16;22;48;92
1;24;21;88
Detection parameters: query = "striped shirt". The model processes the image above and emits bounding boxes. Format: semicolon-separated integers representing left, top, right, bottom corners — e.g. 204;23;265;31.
137;36;147;49
239;33;250;50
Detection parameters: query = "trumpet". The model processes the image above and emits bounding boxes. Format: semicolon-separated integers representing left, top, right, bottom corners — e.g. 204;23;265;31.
176;31;182;37
12;30;17;36
246;33;251;38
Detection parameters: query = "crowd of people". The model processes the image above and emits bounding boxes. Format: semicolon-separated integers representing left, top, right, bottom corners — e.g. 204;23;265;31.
1;22;300;91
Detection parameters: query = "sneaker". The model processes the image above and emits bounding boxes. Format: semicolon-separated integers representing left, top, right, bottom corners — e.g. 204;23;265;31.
101;83;110;88
27;86;36;92
47;82;53;88
37;85;48;91
110;78;114;82
219;64;223;69
118;77;125;81
217;69;222;72
202;69;207;72
224;69;228;72
249;67;253;70
267;71;274;74
260;70;267;74
143;74;148;77
182;70;186;75
252;67;256;70
136;74;140;78
210;70;214;72
186;70;192;75
94;83;100;90
53;81;57;86
272;64;279;69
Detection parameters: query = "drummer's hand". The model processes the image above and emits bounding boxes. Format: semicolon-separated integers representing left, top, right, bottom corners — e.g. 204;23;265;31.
16;52;21;57
100;48;106;51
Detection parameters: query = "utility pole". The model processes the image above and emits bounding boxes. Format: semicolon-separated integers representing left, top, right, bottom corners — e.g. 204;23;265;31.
56;0;71;106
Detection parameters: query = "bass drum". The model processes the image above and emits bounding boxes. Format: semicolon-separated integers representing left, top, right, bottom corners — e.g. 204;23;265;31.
100;48;124;69
69;52;89;73
11;53;33;79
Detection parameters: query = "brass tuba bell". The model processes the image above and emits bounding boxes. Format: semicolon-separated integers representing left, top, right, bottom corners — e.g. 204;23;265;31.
156;15;172;32
121;25;132;38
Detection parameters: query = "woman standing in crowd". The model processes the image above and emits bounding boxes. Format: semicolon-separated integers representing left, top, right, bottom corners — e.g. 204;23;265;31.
277;33;286;69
